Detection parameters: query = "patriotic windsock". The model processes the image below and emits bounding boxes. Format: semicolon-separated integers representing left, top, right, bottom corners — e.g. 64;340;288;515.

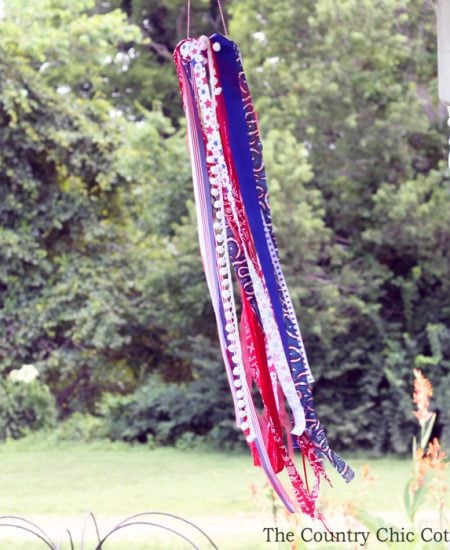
173;33;354;518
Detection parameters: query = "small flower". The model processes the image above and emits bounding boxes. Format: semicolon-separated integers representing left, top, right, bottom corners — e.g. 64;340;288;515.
8;364;39;384
426;438;447;473
412;368;433;424
360;463;376;494
411;438;448;495
249;482;259;499
361;464;376;484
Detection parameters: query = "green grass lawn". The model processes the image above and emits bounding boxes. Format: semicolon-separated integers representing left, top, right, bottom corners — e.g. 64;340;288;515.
0;438;448;549
0;439;262;516
0;439;420;515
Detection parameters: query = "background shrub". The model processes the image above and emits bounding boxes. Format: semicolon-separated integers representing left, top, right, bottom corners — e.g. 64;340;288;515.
0;377;57;440
52;412;107;442
100;369;243;450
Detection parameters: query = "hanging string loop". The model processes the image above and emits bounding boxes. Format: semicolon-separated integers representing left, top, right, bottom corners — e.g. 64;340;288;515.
186;0;228;38
216;0;228;37
186;0;191;38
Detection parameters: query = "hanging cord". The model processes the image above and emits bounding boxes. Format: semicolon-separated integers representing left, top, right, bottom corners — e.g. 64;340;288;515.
186;0;191;38
216;0;228;37
186;0;228;38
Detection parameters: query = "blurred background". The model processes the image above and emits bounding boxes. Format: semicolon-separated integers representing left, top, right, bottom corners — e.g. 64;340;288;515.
0;1;449;546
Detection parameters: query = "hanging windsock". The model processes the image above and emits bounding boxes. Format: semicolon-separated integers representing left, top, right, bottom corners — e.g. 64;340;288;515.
173;31;354;518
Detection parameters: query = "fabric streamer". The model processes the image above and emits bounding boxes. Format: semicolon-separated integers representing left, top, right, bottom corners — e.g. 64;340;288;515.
173;32;354;518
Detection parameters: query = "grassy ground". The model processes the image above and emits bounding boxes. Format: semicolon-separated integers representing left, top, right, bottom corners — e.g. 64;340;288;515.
0;438;448;549
0;438;262;516
0;438;417;514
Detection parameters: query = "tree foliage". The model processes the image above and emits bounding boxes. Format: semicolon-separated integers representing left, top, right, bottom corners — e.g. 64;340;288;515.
1;0;156;412
0;0;449;453
230;0;450;452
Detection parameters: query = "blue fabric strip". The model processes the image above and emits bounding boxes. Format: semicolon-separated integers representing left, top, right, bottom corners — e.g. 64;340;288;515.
211;33;293;376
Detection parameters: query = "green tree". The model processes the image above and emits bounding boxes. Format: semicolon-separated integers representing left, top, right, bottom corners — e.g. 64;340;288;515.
0;0;146;412
0;0;228;426
229;0;450;452
100;0;231;120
